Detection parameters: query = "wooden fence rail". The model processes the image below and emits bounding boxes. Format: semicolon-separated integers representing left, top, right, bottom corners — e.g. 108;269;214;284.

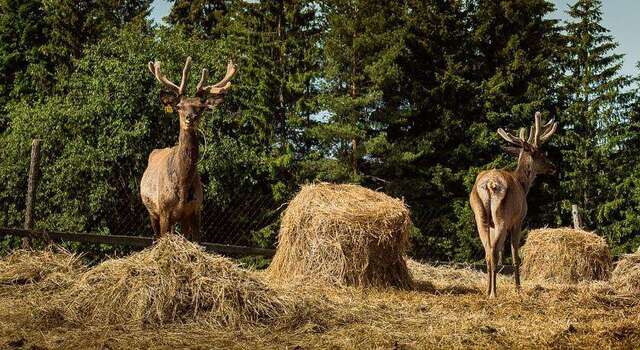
0;227;275;257
1;227;517;273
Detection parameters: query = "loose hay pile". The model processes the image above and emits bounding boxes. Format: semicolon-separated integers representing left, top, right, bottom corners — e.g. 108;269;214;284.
267;183;413;288
0;246;84;288
521;228;612;283
48;234;293;327
610;251;640;295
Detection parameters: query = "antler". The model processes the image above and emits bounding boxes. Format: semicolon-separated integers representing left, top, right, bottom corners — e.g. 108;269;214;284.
498;111;558;147
148;56;192;96
196;60;237;96
532;111;558;146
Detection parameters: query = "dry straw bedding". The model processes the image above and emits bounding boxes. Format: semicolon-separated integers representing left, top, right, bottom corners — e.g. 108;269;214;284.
36;235;296;328
521;228;613;283
2;248;640;349
0;246;84;289
267;183;413;288
610;251;640;295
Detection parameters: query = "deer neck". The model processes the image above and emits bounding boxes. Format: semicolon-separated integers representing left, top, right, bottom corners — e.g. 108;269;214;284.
514;155;536;195
171;127;199;185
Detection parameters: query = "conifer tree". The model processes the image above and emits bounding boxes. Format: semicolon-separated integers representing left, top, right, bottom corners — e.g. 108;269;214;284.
557;0;632;232
310;0;406;182
166;0;228;38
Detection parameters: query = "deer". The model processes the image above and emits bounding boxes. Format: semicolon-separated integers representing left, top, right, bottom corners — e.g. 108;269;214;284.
470;111;558;298
140;56;236;241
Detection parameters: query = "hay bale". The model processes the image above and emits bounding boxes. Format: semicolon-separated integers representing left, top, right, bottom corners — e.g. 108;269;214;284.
267;183;413;288
52;234;292;327
610;252;640;295
521;228;612;283
0;246;84;288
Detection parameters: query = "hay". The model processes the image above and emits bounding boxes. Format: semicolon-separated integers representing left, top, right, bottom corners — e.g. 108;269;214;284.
0;246;84;288
267;183;413;288
521;228;612;283
3;257;640;349
48;234;293;327
611;252;640;295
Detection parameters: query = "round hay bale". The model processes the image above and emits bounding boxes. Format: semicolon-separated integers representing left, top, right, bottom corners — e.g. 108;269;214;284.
0;246;84;288
49;234;292;327
610;252;640;295
267;183;413;288
521;228;612;283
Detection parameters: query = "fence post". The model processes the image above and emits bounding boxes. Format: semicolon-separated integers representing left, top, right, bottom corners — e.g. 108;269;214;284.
571;204;582;230
23;139;42;248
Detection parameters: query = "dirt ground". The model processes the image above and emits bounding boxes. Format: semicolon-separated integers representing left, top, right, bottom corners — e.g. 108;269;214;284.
1;259;639;350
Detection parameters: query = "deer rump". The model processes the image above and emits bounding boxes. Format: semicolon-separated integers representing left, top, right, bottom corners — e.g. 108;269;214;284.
474;170;527;248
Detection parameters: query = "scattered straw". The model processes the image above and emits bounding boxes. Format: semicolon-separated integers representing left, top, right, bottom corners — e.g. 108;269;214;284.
1;255;639;349
267;183;413;288
611;252;640;295
0;246;84;288
521;228;612;283
47;234;293;327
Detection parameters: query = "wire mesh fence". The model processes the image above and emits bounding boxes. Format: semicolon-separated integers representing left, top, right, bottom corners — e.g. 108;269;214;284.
0;139;441;256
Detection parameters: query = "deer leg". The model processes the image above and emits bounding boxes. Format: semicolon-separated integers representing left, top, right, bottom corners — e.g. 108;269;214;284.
191;212;201;243
181;218;193;241
489;225;508;299
159;216;171;237
472;208;492;296
511;226;523;291
149;213;160;239
485;250;493;296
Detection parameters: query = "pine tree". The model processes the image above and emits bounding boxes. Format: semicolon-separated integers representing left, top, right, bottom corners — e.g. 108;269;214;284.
558;0;632;234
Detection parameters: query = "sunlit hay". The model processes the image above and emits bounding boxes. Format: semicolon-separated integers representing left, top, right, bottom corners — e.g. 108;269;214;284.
610;252;640;295
267;183;413;289
0;246;84;289
49;234;293;328
521;228;612;283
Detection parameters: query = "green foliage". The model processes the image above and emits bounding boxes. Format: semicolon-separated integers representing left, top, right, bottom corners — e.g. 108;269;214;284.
1;0;639;260
555;0;634;254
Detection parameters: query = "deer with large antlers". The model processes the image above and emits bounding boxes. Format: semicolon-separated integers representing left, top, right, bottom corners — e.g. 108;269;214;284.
470;112;558;298
140;56;236;241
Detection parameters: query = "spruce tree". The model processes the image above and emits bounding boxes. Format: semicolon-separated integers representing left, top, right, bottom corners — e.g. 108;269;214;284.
370;0;478;260
0;0;151;101
0;0;47;107
557;0;632;235
166;0;228;38
221;0;323;200
310;0;406;183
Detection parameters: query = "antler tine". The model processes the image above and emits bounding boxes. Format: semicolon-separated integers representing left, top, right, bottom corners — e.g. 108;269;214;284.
540;120;558;144
196;68;209;93
148;60;181;94
177;56;192;96
533;111;542;146
497;128;522;146
204;60;237;94
527;125;535;144
519;127;527;141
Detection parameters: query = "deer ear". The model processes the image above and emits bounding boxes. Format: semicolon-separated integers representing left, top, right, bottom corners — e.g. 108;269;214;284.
501;145;522;156
159;90;179;112
203;94;225;109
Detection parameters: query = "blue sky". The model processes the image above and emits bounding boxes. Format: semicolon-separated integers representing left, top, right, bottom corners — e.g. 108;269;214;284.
150;0;639;77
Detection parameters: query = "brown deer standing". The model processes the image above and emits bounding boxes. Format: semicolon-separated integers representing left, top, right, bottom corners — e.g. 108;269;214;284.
141;56;236;241
470;112;558;298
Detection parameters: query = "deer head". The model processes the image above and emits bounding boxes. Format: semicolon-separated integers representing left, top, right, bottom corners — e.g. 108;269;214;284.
148;57;237;130
497;112;558;175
